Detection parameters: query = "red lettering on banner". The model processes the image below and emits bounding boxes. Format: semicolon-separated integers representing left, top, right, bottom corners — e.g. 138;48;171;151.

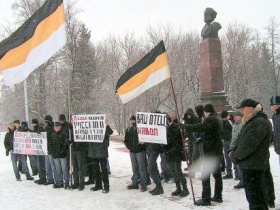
137;127;158;136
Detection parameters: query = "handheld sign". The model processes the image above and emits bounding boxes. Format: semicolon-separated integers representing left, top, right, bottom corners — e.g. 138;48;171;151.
72;114;106;143
13;132;48;155
136;112;167;144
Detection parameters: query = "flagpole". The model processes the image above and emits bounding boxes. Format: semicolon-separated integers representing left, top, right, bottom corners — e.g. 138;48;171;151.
24;80;29;123
68;77;73;189
169;77;196;204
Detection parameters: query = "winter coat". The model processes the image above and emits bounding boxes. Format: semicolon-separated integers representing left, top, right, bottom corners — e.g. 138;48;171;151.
88;125;113;159
183;112;223;156
183;108;197;142
61;121;70;139
69;124;87;152
165;122;184;162
4;129;14;152
45;121;54;155
51;130;69;159
145;143;162;152
32;125;45;133
232;111;272;170
229;120;243;151
272;107;280;154
221;120;232;141
124;123;146;153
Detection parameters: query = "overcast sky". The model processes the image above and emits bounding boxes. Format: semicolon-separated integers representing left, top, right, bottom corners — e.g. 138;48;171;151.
0;0;280;43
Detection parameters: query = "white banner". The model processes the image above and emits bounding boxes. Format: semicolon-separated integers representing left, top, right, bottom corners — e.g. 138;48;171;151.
13;132;48;155
136;112;167;145
72;114;106;143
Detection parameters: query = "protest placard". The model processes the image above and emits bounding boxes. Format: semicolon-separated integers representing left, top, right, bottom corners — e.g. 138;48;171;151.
72;114;106;142
136;112;167;144
13;132;47;155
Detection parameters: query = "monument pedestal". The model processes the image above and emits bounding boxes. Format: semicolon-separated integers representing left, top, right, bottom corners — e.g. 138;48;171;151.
200;38;231;112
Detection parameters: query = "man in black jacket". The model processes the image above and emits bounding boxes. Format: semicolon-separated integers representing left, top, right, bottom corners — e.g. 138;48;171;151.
32;118;47;185
182;103;223;206
229;99;272;210
124;115;147;192
220;111;233;179
88;118;113;193
44;115;58;186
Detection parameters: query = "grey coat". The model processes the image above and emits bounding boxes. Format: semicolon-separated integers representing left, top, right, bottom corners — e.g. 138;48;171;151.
88;125;113;159
229;120;243;151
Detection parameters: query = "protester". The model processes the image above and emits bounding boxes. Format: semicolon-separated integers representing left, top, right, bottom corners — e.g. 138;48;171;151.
88;118;113;193
4;122;34;181
189;105;205;178
181;103;223;206
165;112;189;197
124;115;147;192
229;99;272;210
69;117;87;191
271;95;280;163
220;111;233;179
17;120;38;177
229;111;244;189
31;118;47;185
52;121;70;189
44;115;58;186
183;108;197;170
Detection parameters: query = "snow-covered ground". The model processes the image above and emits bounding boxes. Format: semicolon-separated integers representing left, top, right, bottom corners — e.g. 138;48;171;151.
0;132;279;210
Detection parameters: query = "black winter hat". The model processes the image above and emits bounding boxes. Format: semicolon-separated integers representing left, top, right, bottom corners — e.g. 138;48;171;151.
130;115;136;121
59;114;66;121
31;119;38;124
21;121;28;127
44;115;53;122
13;119;20;124
270;95;280;105
195;105;204;117
203;103;215;113
220;111;228;119
54;121;62;126
238;99;259;109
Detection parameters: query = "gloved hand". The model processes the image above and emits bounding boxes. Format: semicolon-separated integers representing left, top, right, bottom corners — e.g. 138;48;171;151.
228;151;234;160
5;149;9;156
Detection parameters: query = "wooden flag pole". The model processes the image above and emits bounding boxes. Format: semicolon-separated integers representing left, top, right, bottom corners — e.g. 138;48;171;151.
169;77;196;204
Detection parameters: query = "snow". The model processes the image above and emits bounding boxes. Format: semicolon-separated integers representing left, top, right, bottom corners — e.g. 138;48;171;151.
0;132;279;210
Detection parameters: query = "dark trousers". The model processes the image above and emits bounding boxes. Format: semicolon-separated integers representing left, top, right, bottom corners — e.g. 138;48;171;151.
160;152;173;180
72;150;86;185
86;157;95;181
92;158;109;189
36;155;46;181
263;169;275;206
242;169;268;210
146;149;161;187
201;155;223;202
223;140;232;175
168;159;186;184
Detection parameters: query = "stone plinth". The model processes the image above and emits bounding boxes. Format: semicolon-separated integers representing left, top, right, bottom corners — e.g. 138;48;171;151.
200;38;224;93
200;92;231;112
199;38;231;112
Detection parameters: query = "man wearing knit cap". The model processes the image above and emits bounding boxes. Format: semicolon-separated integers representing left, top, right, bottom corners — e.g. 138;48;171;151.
181;103;223;206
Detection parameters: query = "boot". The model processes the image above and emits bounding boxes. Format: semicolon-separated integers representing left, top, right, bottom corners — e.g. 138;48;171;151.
195;199;211;206
171;181;182;196
90;182;102;191
179;179;189;197
149;184;164;195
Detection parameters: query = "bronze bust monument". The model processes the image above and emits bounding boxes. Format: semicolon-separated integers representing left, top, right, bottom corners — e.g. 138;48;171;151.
201;8;222;39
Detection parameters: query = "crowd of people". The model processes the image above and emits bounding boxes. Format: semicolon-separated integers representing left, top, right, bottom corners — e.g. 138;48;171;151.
3;96;280;210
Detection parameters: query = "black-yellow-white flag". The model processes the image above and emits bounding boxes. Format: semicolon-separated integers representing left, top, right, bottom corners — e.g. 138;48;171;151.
0;0;66;86
115;40;171;104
